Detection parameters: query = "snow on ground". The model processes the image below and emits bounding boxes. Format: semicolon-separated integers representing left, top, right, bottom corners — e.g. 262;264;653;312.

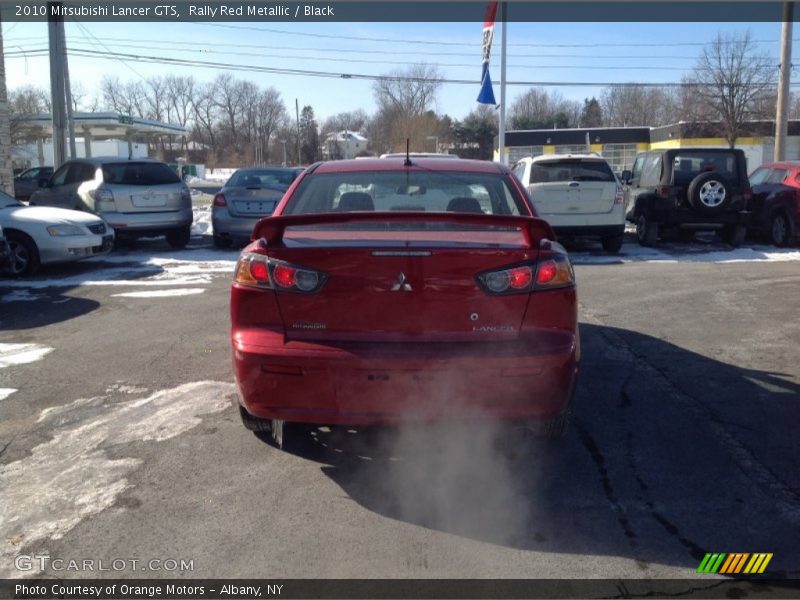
1;290;48;303
191;206;213;236
0;389;16;401
111;288;206;298
0;381;236;578
0;343;54;369
570;243;800;265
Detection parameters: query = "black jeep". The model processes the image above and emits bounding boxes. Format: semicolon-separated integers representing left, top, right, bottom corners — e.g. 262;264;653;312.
621;148;751;246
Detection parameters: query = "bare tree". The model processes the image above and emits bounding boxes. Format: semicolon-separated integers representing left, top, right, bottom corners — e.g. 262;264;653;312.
373;64;442;119
100;76;146;117
688;31;777;147
601;86;676;127
321;109;369;138
509;88;580;129
8;85;50;143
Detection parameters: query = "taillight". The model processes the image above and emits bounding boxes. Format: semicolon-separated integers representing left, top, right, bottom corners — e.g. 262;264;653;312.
233;253;326;293
181;185;191;203
656;185;672;199
213;193;227;207
90;188;115;211
615;185;624;205
476;240;574;295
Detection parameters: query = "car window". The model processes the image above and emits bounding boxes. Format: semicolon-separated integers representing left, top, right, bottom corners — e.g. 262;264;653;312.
672;153;738;184
49;164;71;186
228;169;297;189
640;155;663;186
749;167;770;186
19;169;39;180
512;161;527;183
766;168;788;184
530;160;615;183
102;162;181;185
631;156;645;182
283;171;527;216
66;163;97;184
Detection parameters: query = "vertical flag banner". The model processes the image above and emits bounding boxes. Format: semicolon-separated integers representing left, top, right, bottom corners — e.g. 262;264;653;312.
477;1;498;105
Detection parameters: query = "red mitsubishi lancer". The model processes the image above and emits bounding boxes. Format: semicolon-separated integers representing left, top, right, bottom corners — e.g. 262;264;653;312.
230;157;579;445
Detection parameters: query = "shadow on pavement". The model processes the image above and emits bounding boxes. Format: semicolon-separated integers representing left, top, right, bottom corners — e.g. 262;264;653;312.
254;323;800;575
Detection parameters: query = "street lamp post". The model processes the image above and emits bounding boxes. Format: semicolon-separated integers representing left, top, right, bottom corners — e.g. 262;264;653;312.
280;140;287;167
426;135;439;153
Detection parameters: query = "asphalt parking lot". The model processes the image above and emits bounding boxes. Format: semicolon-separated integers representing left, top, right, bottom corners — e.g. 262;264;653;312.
1;228;799;582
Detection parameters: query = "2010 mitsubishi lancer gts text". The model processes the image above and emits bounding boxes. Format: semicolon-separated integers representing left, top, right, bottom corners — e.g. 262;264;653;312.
229;156;580;446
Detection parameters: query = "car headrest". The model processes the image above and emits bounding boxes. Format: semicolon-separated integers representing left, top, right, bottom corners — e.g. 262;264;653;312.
446;196;483;213
337;192;374;211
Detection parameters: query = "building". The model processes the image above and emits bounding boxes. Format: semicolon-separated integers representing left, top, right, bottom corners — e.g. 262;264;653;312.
497;120;800;173
11;111;188;170
322;130;368;160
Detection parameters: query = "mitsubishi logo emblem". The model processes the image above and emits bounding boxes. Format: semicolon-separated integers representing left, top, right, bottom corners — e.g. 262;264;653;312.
391;272;413;292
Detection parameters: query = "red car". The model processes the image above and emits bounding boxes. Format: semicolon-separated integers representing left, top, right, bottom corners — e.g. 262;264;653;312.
230;157;580;446
748;162;800;246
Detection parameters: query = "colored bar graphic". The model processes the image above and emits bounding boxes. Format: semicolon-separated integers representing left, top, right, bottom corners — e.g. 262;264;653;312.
698;552;773;575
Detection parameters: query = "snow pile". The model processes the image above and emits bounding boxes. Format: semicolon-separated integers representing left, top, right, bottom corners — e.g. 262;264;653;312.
571;243;800;265
203;168;237;182
192;206;213;236
0;343;54;369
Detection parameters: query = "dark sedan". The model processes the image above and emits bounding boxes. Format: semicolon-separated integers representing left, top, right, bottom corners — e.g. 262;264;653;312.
211;167;304;248
14;166;54;202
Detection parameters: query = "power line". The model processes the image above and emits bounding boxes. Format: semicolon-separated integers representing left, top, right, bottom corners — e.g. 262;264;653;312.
32;46;799;88
70;18;149;81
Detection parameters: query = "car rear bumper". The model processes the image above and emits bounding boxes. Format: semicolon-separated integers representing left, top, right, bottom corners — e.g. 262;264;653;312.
101;207;192;234
232;329;579;425
211;209;260;240
38;233;114;264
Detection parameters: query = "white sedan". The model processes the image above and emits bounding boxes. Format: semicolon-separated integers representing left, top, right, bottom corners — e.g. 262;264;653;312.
0;190;114;277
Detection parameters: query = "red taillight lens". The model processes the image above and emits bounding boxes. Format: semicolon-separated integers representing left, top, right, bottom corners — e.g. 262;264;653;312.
508;266;533;289
213;193;227;207
535;260;558;284
615;185;624;205
273;265;296;288
656;185;671;199
250;260;269;283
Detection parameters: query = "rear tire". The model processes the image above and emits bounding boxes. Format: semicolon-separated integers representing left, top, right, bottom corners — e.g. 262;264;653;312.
770;212;792;247
213;234;231;249
636;214;659;246
724;224;747;247
166;226;191;249
238;405;272;433
4;231;40;277
601;233;624;253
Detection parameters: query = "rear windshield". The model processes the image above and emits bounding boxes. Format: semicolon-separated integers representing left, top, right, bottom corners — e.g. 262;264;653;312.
282;171;528;216
228;169;298;189
102;162;181;186
530;160;615;183
672;154;738;184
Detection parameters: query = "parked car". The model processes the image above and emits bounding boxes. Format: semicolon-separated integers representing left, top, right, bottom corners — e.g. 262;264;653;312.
230;157;579;446
621;148;751;246
747;162;800;247
14;166;54;202
512;154;625;253
211;167;304;248
0;190;113;276
29;157;192;248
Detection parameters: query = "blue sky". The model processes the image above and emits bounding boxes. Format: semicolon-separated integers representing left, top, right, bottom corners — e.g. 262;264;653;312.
2;19;788;123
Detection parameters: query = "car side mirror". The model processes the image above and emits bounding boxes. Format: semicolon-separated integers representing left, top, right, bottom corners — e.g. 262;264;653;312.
620;170;632;184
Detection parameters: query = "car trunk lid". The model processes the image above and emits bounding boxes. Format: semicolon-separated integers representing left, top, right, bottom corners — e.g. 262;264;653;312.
101;162;185;214
529;159;617;215
224;185;285;217
253;212;554;343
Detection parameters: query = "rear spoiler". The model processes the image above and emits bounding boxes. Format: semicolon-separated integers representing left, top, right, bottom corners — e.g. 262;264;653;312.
252;211;555;248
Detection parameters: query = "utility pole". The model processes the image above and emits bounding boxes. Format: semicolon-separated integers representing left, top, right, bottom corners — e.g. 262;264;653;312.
497;1;507;165
61;18;76;159
0;14;15;195
48;2;67;169
775;2;793;161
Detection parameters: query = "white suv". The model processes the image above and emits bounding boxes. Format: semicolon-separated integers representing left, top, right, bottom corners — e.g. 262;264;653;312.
512;154;625;252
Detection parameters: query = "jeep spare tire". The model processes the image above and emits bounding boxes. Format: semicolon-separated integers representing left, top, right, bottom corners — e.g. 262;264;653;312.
687;172;732;215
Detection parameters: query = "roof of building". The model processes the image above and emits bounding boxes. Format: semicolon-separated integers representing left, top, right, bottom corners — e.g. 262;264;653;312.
13;112;188;141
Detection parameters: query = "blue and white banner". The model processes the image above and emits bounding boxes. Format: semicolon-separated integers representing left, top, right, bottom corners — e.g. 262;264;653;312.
477;1;498;105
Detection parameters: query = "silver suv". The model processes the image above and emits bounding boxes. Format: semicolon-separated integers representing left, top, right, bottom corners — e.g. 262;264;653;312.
30;157;192;248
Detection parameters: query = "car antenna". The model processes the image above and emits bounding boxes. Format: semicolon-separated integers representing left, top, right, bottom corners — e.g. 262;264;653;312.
404;138;413;167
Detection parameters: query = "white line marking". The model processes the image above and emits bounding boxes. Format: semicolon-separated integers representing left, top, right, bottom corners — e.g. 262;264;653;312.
111;288;206;298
